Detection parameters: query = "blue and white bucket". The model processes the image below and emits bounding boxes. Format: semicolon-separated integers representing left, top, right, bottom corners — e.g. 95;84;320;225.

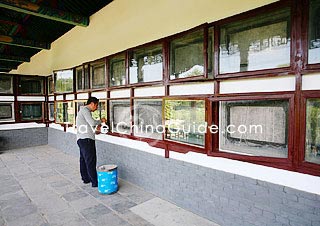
97;164;118;194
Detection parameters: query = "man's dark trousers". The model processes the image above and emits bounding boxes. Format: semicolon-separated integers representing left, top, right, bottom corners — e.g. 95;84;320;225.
77;138;98;187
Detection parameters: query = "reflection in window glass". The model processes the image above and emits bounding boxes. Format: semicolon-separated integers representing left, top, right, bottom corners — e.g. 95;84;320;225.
84;65;90;90
219;8;290;73
165;100;205;146
0;75;13;94
55;102;74;124
66;101;75;125
170;30;204;79
134;99;162;139
109;100;131;134
75;101;86;113
48;103;54;121
76;67;83;91
208;27;214;79
91;62;105;89
48;76;54;94
0;102;14;121
20;77;43;94
308;0;320;64
305;99;320;164
55;70;73;93
219;100;289;157
109;54;126;87
21;103;42;120
92;101;107;120
129;44;163;84
55;102;64;123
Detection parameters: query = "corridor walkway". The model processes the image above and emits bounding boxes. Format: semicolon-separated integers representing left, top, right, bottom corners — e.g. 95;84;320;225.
0;145;219;226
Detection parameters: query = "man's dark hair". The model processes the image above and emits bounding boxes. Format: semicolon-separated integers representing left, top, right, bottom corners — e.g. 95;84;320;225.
86;97;99;105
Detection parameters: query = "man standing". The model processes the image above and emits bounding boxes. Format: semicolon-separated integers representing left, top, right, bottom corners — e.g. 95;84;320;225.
76;97;106;187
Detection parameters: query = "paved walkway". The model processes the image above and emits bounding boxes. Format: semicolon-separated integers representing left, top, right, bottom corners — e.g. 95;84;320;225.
0;145;219;226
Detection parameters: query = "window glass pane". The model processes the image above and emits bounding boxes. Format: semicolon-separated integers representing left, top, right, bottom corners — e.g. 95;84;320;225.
75;101;86;113
109;100;131;134
76;67;83;91
21;103;42;120
48;76;54;94
91;62;105;89
308;0;320;64
0;102;14;121
92;101;107;120
170;30;204;79
65;101;74;125
305;99;320;164
55;70;73;93
0;75;13;94
219;100;289;157
165;100;205;146
109;53;126;87
48;103;54;121
208;27;214;79
84;65;90;90
130;44;163;83
55;102;64;123
219;8;290;73
134;99;162;139
20;77;43;94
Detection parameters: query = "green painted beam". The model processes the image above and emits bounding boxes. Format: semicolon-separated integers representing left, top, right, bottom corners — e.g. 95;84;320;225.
0;35;50;49
0;0;89;27
0;54;30;62
0;65;17;71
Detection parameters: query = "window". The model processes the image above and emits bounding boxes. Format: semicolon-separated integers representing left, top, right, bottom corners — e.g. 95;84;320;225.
170;29;205;79
0;75;13;94
55;102;74;124
219;99;289;158
76;66;83;91
75;100;86;113
92;101;107;120
219;8;291;74
305;99;320;164
308;0;320;64
129;44;163;83
109;53;126;87
21;103;43;121
109;100;131;134
48;103;54;121
20;76;44;95
48;76;54;94
55;70;73;93
165;100;206;146
55;102;65;123
84;65;90;90
91;61;106;89
134;99;162;139
0;102;14;121
208;27;214;78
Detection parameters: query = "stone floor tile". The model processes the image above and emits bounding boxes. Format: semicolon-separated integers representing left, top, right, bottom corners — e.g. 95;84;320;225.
80;204;112;221
120;211;155;226
90;212;131;226
1;202;37;222
109;199;137;214
6;213;48;226
69;195;101;212
62;190;88;202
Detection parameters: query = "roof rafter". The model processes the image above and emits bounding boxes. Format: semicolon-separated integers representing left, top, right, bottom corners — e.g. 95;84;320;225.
0;34;50;49
0;0;89;26
0;53;30;62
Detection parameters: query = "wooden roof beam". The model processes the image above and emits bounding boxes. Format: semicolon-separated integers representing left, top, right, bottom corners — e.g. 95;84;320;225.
0;54;30;62
0;0;89;27
0;35;50;49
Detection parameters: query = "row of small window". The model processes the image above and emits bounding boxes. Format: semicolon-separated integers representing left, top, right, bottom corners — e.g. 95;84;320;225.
51;0;320;93
50;98;320;166
0;102;44;121
0;75;44;95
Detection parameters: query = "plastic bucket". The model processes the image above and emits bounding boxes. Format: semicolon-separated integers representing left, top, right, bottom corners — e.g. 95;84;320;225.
96;164;118;194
